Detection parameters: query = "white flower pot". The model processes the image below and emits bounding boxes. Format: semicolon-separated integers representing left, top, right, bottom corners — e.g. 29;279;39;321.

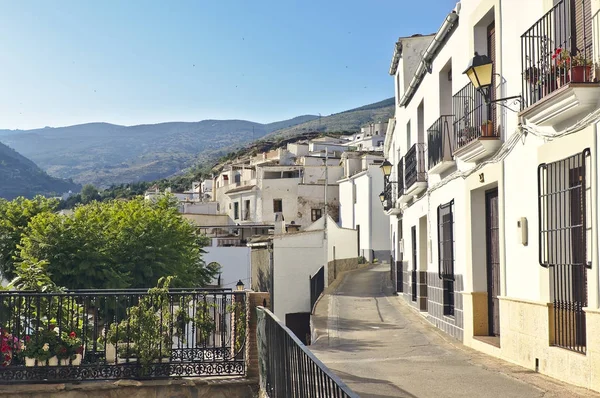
25;357;36;367
48;356;59;366
60;353;83;366
105;343;116;363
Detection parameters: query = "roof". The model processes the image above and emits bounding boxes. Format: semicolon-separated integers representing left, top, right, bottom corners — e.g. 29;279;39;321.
225;185;257;194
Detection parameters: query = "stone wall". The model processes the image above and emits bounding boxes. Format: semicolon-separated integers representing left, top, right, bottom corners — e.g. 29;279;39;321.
0;378;258;398
250;246;270;293
327;257;359;284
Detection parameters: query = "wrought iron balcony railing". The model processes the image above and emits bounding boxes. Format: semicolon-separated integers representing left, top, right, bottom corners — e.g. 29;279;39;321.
521;0;594;108
404;143;427;189
452;82;496;150
427;115;453;170
397;157;405;199
0;288;246;384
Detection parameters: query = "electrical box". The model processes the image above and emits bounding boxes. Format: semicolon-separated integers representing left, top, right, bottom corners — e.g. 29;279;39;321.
517;217;528;245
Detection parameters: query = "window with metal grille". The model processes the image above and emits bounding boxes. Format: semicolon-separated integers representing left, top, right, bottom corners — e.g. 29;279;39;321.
438;200;455;316
538;148;591;354
311;208;322;221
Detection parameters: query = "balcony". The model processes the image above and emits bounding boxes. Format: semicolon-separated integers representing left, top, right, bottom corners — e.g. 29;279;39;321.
427;115;455;174
399;143;427;203
520;0;600;126
452;82;502;163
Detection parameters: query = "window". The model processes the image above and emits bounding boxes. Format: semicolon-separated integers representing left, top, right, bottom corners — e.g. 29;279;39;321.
234;174;241;184
437;200;455;316
273;199;283;213
538;149;591;353
311;208;322;221
244;200;251;220
233;202;239;220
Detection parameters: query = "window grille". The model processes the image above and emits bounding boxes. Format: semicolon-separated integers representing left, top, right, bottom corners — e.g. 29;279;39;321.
438;200;455;316
538;148;591;354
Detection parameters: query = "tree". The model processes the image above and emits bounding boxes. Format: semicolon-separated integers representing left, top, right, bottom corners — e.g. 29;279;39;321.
80;184;100;204
18;196;218;289
0;196;58;279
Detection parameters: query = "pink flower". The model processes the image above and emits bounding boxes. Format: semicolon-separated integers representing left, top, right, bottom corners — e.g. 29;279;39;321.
69;331;76;338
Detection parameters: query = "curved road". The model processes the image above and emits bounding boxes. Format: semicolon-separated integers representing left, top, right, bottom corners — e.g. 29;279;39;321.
309;263;598;398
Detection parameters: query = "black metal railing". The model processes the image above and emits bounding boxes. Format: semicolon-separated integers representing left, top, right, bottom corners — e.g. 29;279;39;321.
383;183;392;211
0;287;246;383
404;143;427;189
538;148;591;354
427;115;453;169
256;307;359;398
521;0;594;108
397;158;405;198
452;82;495;150
310;266;325;313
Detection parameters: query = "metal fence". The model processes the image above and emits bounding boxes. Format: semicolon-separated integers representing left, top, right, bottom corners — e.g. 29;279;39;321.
452;82;493;150
310;266;325;313
404;143;427;189
256;307;359;398
0;288;246;383
427;115;453;170
521;0;594;108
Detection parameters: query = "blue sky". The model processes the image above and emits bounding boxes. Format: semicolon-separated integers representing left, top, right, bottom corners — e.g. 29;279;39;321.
0;0;457;129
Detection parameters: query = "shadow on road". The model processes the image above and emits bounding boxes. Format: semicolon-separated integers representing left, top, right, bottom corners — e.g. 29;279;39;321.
331;369;419;398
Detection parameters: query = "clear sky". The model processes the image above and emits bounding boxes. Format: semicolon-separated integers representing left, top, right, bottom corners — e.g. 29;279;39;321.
0;0;457;130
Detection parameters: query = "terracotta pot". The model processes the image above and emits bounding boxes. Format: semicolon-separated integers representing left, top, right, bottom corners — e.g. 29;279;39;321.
570;65;592;82
480;122;494;137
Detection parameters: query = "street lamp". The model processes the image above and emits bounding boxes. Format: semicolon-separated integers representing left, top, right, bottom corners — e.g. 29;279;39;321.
463;52;522;105
236;280;245;291
380;160;393;177
379;191;385;204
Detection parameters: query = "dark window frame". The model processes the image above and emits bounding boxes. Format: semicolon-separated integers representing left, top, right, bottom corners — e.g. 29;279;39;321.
273;199;283;213
311;208;322;222
437;199;455;316
233;202;239;220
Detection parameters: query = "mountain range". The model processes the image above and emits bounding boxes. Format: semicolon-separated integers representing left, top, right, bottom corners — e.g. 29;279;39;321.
0;97;394;190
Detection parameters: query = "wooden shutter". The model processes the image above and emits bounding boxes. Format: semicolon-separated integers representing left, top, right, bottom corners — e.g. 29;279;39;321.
573;0;592;58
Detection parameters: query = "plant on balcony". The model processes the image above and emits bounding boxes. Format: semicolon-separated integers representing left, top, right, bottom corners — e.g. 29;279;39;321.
56;331;83;366
22;327;59;366
458;126;477;146
0;329;21;367
552;48;594;84
105;277;175;368
480;120;494;137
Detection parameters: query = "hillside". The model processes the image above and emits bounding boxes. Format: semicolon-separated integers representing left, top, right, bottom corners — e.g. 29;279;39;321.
0;142;79;200
0;116;318;187
264;97;394;140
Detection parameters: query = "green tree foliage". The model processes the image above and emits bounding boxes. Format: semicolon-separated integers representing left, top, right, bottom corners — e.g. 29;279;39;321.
80;184;101;203
0;196;59;279
18;196;218;289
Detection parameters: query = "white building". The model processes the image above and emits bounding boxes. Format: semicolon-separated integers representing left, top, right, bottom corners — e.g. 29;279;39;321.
383;0;600;392
338;152;390;262
343;122;388;152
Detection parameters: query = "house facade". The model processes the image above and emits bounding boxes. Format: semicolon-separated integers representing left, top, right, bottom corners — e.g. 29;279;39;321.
338;152;390;262
384;0;600;391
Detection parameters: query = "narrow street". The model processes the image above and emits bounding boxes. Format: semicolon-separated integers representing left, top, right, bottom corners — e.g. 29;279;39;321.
309;263;598;398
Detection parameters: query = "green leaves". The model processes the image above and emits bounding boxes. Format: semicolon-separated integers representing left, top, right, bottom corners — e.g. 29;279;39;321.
4;196;216;289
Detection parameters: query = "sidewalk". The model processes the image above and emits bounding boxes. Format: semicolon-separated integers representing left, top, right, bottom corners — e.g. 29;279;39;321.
309;263;598;398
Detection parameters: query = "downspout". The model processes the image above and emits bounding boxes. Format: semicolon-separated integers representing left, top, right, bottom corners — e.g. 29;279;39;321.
593;121;599;309
498;0;508;298
398;10;459;107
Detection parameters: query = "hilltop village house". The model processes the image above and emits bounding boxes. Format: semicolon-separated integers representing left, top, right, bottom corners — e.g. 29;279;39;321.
381;0;600;392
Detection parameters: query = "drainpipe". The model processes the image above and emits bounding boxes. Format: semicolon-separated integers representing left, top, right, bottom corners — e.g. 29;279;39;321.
367;172;373;262
592;122;599;309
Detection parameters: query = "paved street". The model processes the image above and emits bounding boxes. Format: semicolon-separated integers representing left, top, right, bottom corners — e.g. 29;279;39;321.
310;263;598;398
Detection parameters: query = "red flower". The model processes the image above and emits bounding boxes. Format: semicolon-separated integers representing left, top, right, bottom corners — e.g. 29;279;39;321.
69;331;76;338
4;354;10;361
25;336;31;342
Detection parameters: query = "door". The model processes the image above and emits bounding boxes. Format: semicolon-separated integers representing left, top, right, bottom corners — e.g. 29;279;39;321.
485;189;500;336
411;226;417;302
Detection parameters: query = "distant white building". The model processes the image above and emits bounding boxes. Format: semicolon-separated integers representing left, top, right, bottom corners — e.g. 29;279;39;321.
343;122;388;152
338;152;390;262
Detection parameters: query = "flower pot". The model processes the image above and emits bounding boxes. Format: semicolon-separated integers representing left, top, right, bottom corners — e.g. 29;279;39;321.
25;357;37;367
105;343;116;363
480;123;494;137
48;356;59;366
60;354;82;366
570;65;592;83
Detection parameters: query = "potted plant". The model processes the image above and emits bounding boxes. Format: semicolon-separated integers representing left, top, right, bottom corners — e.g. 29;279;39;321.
56;331;83;366
0;329;22;367
571;52;593;82
552;48;571;87
22;328;59;366
480;120;494;137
